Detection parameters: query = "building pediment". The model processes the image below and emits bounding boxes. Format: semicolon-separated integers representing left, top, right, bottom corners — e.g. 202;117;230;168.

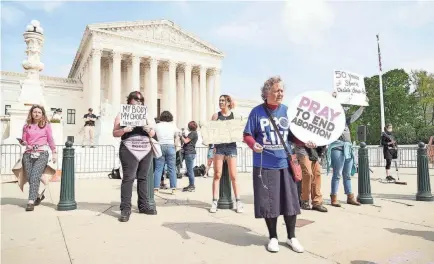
89;20;223;56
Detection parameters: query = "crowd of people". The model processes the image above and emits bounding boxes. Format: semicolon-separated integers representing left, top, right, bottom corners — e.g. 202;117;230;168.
14;76;401;254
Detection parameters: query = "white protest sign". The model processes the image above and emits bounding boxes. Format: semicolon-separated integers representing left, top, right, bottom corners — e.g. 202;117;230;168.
287;91;346;146
333;70;369;106
200;119;247;145
120;104;147;127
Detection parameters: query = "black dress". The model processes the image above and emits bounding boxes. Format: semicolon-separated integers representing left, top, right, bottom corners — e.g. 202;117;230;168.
381;132;397;160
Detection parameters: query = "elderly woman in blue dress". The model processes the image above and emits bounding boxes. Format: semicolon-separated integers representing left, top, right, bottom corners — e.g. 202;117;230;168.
243;76;316;253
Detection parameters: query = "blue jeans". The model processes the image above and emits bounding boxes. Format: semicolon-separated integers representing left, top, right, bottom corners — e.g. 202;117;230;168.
215;143;237;157
330;149;353;195
154;145;177;189
184;154;196;186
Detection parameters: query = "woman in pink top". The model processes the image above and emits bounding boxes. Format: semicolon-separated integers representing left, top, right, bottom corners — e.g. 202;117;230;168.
19;105;57;211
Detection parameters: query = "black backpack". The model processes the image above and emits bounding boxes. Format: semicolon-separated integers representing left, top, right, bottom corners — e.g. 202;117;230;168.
108;168;121;179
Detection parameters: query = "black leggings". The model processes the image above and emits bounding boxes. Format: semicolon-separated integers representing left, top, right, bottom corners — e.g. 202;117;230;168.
265;215;297;239
385;159;392;170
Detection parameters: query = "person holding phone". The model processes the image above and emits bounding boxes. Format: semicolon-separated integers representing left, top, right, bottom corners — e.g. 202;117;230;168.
19;104;57;211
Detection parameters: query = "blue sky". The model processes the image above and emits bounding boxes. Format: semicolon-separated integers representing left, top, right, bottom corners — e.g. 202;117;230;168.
1;1;434;103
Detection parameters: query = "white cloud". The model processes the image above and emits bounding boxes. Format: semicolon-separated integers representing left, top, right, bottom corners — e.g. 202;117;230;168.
1;5;25;25
281;0;335;47
18;1;65;13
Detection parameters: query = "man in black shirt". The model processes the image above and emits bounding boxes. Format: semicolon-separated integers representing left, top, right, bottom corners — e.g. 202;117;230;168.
82;108;97;147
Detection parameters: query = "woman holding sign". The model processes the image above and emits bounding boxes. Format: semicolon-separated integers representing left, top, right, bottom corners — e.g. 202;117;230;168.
243;76;316;253
326;93;366;207
113;91;157;222
210;95;243;214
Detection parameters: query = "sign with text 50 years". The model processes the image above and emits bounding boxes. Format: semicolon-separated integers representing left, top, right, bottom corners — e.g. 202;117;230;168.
333;70;369;106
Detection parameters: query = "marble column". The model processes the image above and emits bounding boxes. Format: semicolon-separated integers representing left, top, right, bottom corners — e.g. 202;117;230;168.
168;61;177;121
147;58;158;118
161;64;169;113
213;69;221;114
111;51;121;113
132;55;140;92
91;49;102;114
177;69;185;128
192;71;200;123
143;63;150;97
206;70;216;119
199;66;207;125
126;59;132;92
184;64;192;126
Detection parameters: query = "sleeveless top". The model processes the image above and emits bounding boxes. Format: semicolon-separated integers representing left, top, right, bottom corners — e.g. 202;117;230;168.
120;125;151;161
215;111;237;148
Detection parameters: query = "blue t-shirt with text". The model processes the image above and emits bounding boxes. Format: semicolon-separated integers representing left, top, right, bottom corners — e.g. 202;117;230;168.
243;104;292;169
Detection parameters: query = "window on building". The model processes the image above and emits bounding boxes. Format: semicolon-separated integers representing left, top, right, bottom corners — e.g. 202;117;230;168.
67;109;76;124
5;105;11;115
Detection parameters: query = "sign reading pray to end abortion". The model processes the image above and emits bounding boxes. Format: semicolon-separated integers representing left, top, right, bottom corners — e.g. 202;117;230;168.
287;91;346;146
120;104;147;127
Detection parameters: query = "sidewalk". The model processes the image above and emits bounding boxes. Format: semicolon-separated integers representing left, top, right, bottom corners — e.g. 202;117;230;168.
1;167;434;264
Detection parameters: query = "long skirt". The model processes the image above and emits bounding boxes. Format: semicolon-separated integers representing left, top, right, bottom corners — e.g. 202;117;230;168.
253;166;301;219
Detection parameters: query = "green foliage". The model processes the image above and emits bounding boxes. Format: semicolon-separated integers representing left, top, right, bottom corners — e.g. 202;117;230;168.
349;68;432;145
395;125;417;145
416;126;434;143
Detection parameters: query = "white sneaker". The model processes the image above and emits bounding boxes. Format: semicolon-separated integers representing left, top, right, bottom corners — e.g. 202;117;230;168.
267;238;279;252
210;201;218;213
286;237;304;253
236;201;244;213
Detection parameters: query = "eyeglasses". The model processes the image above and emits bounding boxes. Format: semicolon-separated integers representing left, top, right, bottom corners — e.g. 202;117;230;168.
133;97;144;103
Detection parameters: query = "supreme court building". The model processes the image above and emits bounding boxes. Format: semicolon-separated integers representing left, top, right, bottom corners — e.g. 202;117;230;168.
1;20;259;144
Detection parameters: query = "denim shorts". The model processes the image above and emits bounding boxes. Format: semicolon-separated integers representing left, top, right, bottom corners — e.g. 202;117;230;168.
214;143;237;157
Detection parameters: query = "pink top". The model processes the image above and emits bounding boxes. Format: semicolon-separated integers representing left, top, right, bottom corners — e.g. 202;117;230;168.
22;123;56;153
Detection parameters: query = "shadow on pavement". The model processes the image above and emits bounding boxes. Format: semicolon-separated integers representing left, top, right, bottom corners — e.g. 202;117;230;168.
1;197;121;219
385;228;434;242
372;193;416;201
162;221;267;247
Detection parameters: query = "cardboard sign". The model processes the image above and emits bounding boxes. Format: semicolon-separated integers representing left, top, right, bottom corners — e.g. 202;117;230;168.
287;91;346;146
333;70;369;106
200;119;247;145
120;104;147;127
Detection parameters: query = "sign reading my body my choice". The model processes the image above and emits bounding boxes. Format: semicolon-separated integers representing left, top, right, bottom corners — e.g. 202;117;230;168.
287;91;346;146
120;104;147;127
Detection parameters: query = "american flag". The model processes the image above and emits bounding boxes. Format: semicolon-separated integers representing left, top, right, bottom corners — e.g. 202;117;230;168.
376;34;382;72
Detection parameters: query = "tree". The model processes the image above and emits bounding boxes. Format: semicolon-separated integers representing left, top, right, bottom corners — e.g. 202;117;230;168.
350;69;421;145
410;70;434;126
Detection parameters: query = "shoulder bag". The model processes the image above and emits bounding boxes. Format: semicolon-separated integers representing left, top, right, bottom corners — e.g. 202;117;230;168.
262;105;302;182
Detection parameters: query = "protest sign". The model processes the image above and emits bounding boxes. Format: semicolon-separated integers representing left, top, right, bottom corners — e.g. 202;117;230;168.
200;119;247;145
120;104;147;127
333;70;369;106
287;91;346;146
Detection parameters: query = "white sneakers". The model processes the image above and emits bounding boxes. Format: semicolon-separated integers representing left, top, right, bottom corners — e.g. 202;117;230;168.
210;201;218;213
267;237;304;253
209;200;244;213
286;238;305;253
267;238;280;252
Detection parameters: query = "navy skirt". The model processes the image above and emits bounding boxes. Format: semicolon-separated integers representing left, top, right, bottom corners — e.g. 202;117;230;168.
252;166;301;219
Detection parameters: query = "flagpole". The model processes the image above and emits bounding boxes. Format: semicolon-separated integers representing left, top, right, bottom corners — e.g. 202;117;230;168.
376;34;386;132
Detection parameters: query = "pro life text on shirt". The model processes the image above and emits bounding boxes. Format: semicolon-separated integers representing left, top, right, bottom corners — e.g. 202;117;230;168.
120;104;147;127
260;117;289;149
291;96;342;140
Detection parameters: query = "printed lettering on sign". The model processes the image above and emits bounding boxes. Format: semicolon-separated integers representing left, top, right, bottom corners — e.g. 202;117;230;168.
287;91;346;146
201;119;247;145
120;104;147;127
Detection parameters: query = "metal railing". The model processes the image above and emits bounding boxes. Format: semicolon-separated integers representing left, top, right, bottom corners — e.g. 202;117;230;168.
1;144;431;181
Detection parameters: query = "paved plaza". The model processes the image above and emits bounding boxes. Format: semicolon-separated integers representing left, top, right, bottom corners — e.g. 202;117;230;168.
1;167;434;264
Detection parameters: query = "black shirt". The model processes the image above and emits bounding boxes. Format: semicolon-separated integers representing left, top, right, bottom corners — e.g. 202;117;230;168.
84;114;97;126
215;111;237;148
183;131;198;155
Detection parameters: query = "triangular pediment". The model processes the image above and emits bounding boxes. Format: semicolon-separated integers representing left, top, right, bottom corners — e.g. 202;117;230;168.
88;20;223;56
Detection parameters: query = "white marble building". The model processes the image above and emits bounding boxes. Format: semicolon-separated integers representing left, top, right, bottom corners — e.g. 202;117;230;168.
1;19;260;145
